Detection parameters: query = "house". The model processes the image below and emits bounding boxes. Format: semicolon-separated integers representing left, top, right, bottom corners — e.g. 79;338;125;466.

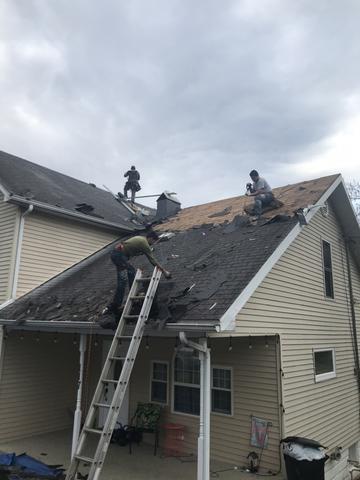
0;150;156;304
0;171;359;480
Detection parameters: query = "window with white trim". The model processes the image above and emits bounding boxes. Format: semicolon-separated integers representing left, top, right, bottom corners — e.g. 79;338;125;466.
150;361;168;404
313;348;336;382
322;240;334;298
212;367;232;415
173;352;200;416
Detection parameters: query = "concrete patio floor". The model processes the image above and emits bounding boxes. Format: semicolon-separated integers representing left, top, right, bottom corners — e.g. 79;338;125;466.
0;430;285;480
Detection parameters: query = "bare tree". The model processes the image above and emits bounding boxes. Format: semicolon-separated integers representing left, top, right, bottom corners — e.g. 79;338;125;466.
347;180;360;222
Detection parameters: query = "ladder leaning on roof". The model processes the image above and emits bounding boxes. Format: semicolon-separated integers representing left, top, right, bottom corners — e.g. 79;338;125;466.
65;267;162;480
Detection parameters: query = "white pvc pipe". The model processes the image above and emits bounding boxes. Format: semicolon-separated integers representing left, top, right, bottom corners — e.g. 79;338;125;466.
71;334;87;458
11;204;34;300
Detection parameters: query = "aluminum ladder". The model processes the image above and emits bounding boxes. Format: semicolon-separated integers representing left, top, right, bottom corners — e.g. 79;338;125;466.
66;267;162;480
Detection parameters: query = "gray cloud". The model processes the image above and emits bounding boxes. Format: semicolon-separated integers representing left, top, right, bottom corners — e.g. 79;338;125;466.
1;0;360;207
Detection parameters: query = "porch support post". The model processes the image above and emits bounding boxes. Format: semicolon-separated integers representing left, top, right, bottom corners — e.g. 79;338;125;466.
179;333;211;480
71;334;87;458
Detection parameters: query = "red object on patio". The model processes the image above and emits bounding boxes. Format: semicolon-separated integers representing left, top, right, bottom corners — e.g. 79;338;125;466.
162;423;185;457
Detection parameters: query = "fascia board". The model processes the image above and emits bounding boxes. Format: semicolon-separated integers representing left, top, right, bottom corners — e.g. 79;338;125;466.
219;175;343;332
7;195;135;232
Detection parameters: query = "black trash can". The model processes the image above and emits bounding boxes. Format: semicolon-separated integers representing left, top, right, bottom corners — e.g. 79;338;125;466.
281;436;328;480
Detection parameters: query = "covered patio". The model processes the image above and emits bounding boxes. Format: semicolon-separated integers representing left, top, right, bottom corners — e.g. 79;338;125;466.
0;430;284;480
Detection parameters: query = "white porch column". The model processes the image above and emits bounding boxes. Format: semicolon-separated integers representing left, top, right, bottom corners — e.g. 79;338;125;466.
179;333;211;480
71;334;87;458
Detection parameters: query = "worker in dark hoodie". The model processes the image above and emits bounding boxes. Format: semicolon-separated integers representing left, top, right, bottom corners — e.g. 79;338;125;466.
103;231;171;317
123;165;141;202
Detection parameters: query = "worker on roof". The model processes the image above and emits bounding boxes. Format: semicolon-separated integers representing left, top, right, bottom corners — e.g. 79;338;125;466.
247;170;274;217
124;166;141;203
103;231;171;317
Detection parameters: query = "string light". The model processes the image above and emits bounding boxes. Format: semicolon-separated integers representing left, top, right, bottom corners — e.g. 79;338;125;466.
94;335;98;347
53;333;58;344
20;333;24;341
248;336;252;350
265;336;269;349
73;334;78;345
228;336;233;352
145;336;150;350
36;332;40;343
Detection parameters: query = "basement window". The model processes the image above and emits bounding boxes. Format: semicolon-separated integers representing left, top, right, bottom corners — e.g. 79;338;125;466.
313;348;336;382
173;352;200;416
150;361;168;405
322;240;334;298
212;366;233;416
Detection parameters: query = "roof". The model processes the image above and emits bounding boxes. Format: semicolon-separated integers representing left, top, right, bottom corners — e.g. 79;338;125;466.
0;150;155;231
0;216;297;328
1;174;345;331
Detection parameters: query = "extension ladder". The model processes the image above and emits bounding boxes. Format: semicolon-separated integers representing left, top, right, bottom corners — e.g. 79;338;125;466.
66;267;162;480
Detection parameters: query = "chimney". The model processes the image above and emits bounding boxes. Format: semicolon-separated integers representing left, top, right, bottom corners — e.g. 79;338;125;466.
156;191;181;219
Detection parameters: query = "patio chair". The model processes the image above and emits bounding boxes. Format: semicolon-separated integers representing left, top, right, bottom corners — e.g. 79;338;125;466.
128;402;162;455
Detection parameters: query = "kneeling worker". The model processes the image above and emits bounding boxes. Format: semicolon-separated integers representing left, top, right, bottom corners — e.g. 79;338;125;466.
104;231;171;316
247;170;273;217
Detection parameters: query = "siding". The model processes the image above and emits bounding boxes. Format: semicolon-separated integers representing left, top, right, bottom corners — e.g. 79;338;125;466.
0;332;78;441
130;336;281;472
16;212;118;297
235;204;360;451
0;194;18;303
0;331;102;442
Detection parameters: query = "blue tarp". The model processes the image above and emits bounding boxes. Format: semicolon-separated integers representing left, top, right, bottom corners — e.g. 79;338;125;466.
0;453;64;478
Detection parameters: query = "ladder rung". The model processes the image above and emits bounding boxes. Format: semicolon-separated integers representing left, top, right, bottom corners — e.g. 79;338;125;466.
136;277;152;282
102;379;118;384
75;455;94;464
94;403;111;408
130;295;145;300
109;356;125;361
117;335;133;340
84;427;103;435
124;315;139;319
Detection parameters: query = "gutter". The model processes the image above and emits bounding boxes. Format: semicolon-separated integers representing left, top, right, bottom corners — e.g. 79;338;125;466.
166;322;220;332
7;194;135;232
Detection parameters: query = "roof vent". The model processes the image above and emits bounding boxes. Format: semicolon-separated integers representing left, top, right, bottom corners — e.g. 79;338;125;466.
156;191;181;220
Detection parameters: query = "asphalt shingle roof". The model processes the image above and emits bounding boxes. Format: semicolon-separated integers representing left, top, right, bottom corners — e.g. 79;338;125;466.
0;150;154;230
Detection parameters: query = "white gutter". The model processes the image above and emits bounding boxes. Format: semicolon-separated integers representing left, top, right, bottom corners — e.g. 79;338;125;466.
179;333;210;480
220;175;343;331
7;195;134;232
71;334;87;458
10;204;34;301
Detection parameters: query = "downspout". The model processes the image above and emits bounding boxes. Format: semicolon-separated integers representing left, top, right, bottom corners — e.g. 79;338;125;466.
179;332;211;480
345;239;360;392
10;204;34;300
71;334;87;458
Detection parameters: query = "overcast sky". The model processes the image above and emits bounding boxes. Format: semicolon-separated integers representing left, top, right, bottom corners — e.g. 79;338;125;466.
1;0;359;207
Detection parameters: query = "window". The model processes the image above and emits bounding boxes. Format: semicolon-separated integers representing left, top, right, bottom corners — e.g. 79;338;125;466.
150;361;168;404
173;353;200;416
212;367;232;415
313;348;336;382
322;240;334;298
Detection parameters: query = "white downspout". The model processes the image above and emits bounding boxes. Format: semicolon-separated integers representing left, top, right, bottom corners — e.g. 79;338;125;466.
71;334;87;458
179;333;211;480
10;204;34;300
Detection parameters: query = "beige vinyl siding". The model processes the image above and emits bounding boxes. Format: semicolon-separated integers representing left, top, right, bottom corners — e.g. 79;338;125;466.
0;194;19;303
130;336;281;471
16;212;118;297
0;332;78;441
235;204;360;451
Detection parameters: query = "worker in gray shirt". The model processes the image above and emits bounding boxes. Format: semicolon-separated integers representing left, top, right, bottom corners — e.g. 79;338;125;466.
247;170;274;217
